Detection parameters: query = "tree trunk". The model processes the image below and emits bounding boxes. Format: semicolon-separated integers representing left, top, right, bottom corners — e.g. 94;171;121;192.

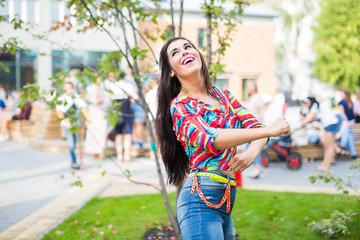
206;3;212;70
170;0;175;38
178;0;184;37
141;93;182;239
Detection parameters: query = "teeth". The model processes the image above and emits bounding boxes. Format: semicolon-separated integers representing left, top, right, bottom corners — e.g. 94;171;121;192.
184;58;194;65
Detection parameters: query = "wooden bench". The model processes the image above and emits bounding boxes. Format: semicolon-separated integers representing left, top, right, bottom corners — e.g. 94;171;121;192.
8;120;35;141
9;107;62;141
30;107;62;139
291;123;360;161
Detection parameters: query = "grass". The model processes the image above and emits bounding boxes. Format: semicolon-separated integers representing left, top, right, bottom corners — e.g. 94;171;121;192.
42;189;360;240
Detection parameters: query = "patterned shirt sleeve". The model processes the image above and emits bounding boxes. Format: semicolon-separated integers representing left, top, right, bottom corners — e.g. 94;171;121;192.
222;88;264;129
171;100;220;154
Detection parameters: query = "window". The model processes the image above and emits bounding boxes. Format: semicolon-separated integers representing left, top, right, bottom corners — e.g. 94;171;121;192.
214;78;229;90
0;50;37;90
52;50;107;77
0;1;9;20
51;0;59;22
242;76;258;101
27;0;36;23
13;0;22;18
198;28;206;48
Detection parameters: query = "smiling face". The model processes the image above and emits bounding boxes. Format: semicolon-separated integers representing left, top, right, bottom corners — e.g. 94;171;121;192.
167;39;202;80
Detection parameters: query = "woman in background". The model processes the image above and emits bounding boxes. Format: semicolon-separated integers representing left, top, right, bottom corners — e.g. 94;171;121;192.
84;78;108;160
244;79;266;178
301;97;340;172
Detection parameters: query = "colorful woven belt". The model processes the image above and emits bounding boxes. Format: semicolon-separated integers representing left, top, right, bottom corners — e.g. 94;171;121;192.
188;172;235;213
188;172;237;187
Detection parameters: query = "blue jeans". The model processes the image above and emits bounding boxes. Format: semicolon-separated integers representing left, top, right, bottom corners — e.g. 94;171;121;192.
340;127;357;157
64;127;78;164
177;171;237;240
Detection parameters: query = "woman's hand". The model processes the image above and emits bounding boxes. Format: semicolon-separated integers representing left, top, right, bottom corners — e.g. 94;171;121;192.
228;150;257;172
64;119;72;129
268;117;291;137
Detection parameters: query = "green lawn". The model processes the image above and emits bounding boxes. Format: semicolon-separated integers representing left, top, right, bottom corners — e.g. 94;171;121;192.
42;189;360;240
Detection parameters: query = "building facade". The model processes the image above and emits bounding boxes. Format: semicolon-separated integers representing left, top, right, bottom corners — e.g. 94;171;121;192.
0;0;126;91
1;0;277;102
139;1;278;100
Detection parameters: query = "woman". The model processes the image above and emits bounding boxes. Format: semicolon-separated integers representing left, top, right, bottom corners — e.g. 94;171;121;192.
104;72;137;162
301;97;340;172
84;78;108;160
244;79;266;178
353;89;360;123
338;90;355;124
155;37;290;239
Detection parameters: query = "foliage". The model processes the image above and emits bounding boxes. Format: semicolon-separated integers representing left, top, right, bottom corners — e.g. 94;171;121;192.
309;210;355;239
309;159;360;200
42;190;360;240
201;0;248;80
312;0;360;91
308;159;360;238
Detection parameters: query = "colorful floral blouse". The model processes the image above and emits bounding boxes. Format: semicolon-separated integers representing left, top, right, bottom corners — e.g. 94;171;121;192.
170;86;265;171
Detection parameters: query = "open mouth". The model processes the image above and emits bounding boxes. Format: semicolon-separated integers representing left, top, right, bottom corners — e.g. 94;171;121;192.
182;57;194;65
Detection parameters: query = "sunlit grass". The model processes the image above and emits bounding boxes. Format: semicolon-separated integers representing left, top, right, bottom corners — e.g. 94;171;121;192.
42;189;360;239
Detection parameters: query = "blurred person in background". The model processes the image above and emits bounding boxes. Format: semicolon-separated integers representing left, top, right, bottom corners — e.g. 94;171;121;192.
353;89;360;123
301;97;340;172
126;72;145;153
56;82;91;169
104;72;137;162
243;79;266;178
338;89;355;124
0;93;32;142
145;77;159;160
84;77;108;160
263;89;286;126
333;111;357;159
0;84;6;101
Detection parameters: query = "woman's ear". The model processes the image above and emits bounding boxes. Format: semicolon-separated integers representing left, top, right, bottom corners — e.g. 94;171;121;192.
170;71;175;78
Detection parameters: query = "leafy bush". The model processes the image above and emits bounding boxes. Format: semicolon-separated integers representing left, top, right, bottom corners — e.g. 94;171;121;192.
309;210;354;239
308;159;360;238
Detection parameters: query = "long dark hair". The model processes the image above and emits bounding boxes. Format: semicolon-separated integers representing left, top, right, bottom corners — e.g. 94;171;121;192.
343;90;353;109
155;37;214;186
307;96;319;109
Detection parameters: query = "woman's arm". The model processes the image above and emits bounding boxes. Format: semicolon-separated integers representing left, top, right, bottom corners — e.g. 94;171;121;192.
214;117;290;151
301;112;316;126
228;138;268;172
81;107;91;123
338;104;349;121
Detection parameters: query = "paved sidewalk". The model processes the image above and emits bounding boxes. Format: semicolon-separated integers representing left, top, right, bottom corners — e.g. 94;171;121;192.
0;140;171;239
0;140;359;240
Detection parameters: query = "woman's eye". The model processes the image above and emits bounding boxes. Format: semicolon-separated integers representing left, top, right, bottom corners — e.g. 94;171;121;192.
172;51;178;56
185;45;192;49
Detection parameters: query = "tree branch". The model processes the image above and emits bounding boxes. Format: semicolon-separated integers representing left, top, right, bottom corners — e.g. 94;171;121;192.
79;0;133;68
98;0;158;64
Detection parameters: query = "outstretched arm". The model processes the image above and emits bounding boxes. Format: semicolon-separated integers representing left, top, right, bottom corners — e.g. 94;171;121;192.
214;117;291;151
